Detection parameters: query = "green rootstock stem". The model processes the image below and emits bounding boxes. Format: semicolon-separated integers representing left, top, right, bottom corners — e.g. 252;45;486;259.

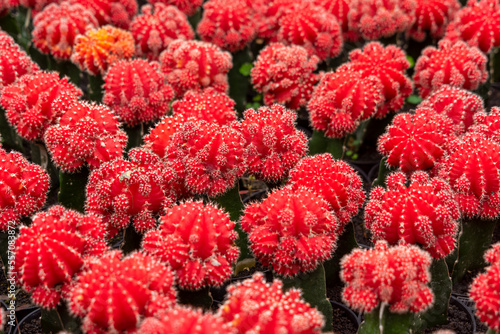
88;74;104;102
415;258;451;331
308;130;345;158
124;123;144;152
188;9;202;33
451;218;497;284
486;329;500;334
491;48;500;84
324;222;358;287
121;223;143;255
280;264;333;332
178;286;213;310
228;47;252;116
212;183;252;262
371;157;396;188
41;302;82;334
58;168;89;213
358;304;416;334
54;60;82;88
0;108;24;153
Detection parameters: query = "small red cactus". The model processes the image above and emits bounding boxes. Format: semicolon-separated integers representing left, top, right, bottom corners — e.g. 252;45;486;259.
437;132;500;219
14;206;107;308
241;187;339;277
164;120;246;197
0;149;49;231
378;107;456;174
159;39;232;97
0;32;39;94
86;148;173;235
69;0;137;29
251;0;296;40
143;201;239;290
19;0;57;13
470;243;500;332
130;3;194;60
71;25;135;76
143;114;186;159
341;240;434;313
103;59;174;126
408;0;460;41
276;1;343;61
348;0;416;40
69;250;176;334
0;71;82;141
138;307;233;334
308;69;384;138
288;154;365;229
240;104;308;183
197;0;257;53
44;101;127;172
32;2;99;60
218;272;325;333
365;171;460;258
171;88;237;127
413;39;488;98
251;42;321;110
147;0;203;16
313;0;356;41
445;0;500;54
418;85;485;135
470;106;500;142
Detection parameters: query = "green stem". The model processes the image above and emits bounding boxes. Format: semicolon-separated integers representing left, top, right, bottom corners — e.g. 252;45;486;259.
228;47;252;116
358;304;416;334
486;329;500;334
41;302;82;334
490;47;500;84
0;108;24;153
58;168;89;213
308;130;345;158
415;258;451;331
371;157;396;188
452;217;497;284
120;223;143;255
178;286;213;310
124;123;144;152
88;74;104;102
281;263;333;332
324;222;358;287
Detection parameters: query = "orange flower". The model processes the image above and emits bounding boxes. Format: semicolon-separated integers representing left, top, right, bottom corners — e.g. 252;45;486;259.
71;25;134;76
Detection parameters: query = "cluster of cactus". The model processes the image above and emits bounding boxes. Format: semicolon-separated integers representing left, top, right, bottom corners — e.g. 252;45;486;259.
1;0;500;333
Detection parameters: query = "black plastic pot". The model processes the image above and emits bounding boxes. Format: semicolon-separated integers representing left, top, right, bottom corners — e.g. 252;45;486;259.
8;307;40;334
330;300;361;334
450;295;477;334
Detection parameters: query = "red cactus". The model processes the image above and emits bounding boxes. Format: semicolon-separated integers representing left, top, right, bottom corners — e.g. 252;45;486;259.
251;0;296;40
240;105;308;183
32;2;98;60
19;0;57;13
13;206;107;308
341;240;434;313
337;42;412;118
308;69;384;138
437;132;500;219
86;148;173;235
144;114;186;159
69;0;137;29
130;3;194;60
71;25;135;76
276;1;343;61
378;107;456;174
171;88;237;126
287;154;365;229
159;39;232;97
69;250;176;334
143;201;239;290
218;272;325;333
147;0;203;16
408;0;460;41
470;106;500;142
138;307;233;334
0;32;39;94
348;0;416;40
251;43;321;110
418;85;485;135
470;243;500;332
164;120;246;197
445;0;500;54
103;59;174;126
197;0;257;52
0;149;49;231
44;101;127;172
365;171;460;258
413;39;488;98
313;0;356;41
241;187;339;277
0;71;82;141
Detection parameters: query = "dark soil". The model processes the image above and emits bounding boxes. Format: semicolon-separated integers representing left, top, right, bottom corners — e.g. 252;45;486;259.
332;302;359;334
16;309;42;334
422;298;475;334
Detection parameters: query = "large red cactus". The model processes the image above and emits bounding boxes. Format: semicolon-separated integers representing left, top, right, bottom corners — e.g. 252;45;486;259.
365;171;460;258
14;206;107;308
143;201;239;290
408;0;460;41
69;0;137;29
341;241;434;313
241;187;339;277
146;0;203;16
